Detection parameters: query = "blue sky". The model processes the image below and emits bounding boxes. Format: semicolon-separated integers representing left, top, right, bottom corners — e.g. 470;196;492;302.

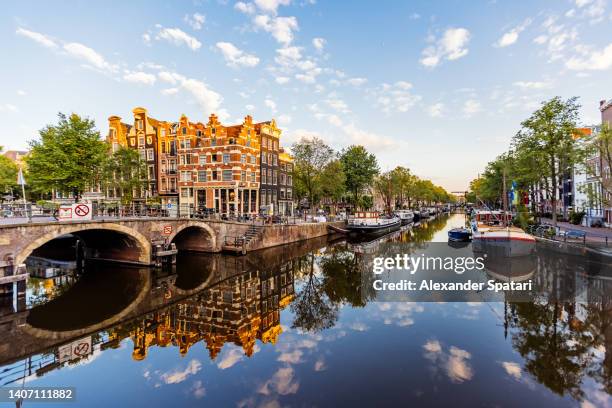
1;0;612;191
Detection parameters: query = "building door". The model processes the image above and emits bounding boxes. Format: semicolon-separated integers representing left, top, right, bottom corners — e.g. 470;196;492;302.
197;190;206;211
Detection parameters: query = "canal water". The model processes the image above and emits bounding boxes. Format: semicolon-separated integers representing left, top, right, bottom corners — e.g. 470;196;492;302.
1;214;611;407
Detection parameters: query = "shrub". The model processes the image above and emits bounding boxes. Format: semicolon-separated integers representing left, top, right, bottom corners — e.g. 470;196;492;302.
569;211;585;225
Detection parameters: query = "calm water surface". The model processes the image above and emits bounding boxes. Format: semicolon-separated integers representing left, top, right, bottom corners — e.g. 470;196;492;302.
1;214;611;407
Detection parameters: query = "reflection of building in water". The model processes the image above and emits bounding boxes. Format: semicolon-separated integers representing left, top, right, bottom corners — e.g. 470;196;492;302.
127;258;295;361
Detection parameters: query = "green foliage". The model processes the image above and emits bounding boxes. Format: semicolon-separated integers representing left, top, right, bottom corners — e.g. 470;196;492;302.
291;137;335;210
359;195;373;210
569;211;585;225
320;159;346;205
0;148;18;193
339;145;379;207
26;113;108;199
101;146;147;206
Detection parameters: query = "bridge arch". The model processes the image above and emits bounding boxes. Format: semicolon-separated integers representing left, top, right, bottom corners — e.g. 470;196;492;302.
168;221;217;252
16;223;151;266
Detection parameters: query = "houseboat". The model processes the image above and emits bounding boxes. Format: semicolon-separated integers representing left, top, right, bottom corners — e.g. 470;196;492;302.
470;210;535;257
395;209;415;225
419;208;430;219
346;212;401;235
448;227;471;242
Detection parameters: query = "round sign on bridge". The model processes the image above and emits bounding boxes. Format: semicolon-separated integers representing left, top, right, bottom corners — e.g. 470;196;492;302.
74;204;90;217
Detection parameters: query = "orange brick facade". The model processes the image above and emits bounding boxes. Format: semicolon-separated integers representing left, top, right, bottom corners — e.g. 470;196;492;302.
107;108;293;217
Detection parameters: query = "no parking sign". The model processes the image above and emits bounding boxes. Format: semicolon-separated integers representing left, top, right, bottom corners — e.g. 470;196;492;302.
59;203;92;221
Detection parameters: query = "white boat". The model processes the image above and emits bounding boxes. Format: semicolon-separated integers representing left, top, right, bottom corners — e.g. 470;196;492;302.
470;210;535;257
346;212;401;235
419;208;430;218
394;209;415;225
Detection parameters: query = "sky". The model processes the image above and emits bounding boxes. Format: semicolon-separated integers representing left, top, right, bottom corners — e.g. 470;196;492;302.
1;0;612;191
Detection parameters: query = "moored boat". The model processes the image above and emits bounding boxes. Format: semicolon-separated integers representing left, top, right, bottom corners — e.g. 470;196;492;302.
419;209;430;219
448;227;471;242
395;209;415;225
470;210;535;257
346;212;401;235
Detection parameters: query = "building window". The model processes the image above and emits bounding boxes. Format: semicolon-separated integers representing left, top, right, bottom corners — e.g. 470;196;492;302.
273;155;277;166
212;169;218;180
251;155;256;164
251;172;256;182
161;129;166;136
222;170;232;181
280;174;286;185
241;154;246;163
268;153;272;164
146;148;154;161
199;155;206;166
241;170;246;181
182;127;187;135
181;171;191;182
139;149;146;161
287;189;292;199
273;170;277;185
197;130;201;137
138;136;145;147
288;175;292;186
211;127;216;134
262;171;267;184
212;153;218;162
287;164;292;172
223;153;230;164
198;171;206;182
261;190;267;205
262;153;267;164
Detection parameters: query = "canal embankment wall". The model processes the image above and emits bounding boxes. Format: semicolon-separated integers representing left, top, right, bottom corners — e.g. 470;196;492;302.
249;221;344;251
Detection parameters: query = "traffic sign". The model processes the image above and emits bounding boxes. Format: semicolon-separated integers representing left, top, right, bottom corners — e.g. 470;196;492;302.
59;203;92;221
162;225;173;235
58;337;92;362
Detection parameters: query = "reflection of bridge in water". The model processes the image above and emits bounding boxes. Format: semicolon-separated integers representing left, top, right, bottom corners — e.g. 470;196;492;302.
0;236;326;386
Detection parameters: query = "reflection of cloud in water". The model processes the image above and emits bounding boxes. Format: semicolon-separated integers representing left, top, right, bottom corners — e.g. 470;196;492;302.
422;340;473;383
350;322;369;331
160;359;202;384
371;302;425;327
189;380;206;398
314;358;326;371
278;349;303;364
217;344;260;369
500;361;521;380
258;367;300;396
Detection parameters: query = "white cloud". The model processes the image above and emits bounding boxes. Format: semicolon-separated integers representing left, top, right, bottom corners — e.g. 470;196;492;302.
253;15;299;45
216;42;260;67
123;71;156;85
312;37;326;51
325;98;350;113
217;346;245;369
346;77;367;86
265;98;277;112
157;70;224;116
373;81;421;113
513;80;552;89
184;13;206;30
63;42;118;73
409;13;421;20
277;114;292;124
494;19;531;48
254;0;290;14
161;88;179;95
160;360;202;384
463;99;481;117
0;104;19;113
275;76;290;84
420;27;470;68
156;26;202;50
277;349;303;364
142;33;152;46
235;1;256;14
423;340;442;353
576;0;592;6
246;104;255;110
566;43;612;70
17;90;26;96
427;102;444;117
16;27;57;48
446;347;473;383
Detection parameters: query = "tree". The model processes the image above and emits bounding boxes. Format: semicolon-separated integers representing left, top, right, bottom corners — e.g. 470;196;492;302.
291;137;335;212
320;159;346;214
514;97;582;226
0;147;18;195
101;147;147;205
26;113;108;201
339;145;379;209
373;170;395;214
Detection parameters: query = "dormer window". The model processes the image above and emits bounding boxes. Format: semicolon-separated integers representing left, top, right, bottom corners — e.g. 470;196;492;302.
182;127;187;135
197;130;202;137
211;127;216;134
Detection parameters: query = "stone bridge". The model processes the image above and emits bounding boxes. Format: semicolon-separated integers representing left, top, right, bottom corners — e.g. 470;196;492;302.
0;218;253;269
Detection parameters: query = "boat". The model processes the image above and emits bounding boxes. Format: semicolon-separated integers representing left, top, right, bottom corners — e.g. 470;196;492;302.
448;227;471;242
395;209;415;225
419;209;430;219
470;210;535;257
412;212;421;222
346;212;401;235
428;207;437;216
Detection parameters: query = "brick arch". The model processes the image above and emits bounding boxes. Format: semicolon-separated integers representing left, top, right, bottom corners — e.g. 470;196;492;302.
15;223;151;266
168;221;217;252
